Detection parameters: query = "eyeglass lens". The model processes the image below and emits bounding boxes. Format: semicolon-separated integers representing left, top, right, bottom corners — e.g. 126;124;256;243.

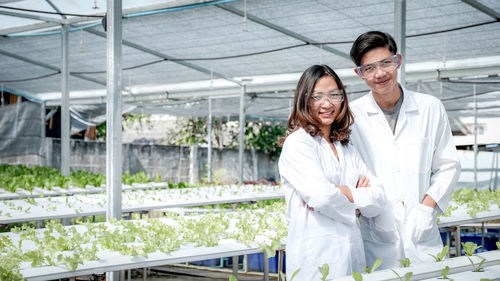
359;55;398;78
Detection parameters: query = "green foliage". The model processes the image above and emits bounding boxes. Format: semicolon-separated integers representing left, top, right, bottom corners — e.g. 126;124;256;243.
440;265;451;279
462;242;480;256
244;121;286;159
363;259;382;273
391;269;413;281
318;263;329;281
399;257;411;267
0;201;288;279
175;118;208;146
290;269;300;281
228;275;238;281
95;121;106;140
429;246;449;262
497;241;500;250
462;242;485;272
0;164;165;193
352;271;363;281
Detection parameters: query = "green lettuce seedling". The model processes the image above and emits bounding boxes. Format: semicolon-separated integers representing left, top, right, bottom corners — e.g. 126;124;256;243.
440;265;453;280
363;259;382;273
462;242;486;272
399;258;411;267
391;269;413;281
352;271;363;281
319;263;329;281
429;245;449;262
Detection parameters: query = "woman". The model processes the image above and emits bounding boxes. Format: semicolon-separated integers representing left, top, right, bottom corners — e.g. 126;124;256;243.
278;65;388;280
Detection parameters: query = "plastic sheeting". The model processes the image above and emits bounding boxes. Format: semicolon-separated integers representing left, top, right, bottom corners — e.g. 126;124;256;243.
0;101;41;156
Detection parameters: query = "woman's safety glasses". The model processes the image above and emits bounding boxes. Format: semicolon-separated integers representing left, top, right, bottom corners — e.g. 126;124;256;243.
308;89;344;105
356;54;399;79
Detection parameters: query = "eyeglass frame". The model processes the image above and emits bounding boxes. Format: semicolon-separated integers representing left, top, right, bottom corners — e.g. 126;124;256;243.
307;89;345;105
356;54;400;79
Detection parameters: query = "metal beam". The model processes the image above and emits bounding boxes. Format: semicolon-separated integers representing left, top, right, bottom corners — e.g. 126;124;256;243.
395;0;406;85
0;0;214;35
105;0;123;222
238;84;246;185
461;0;500;20
0;48;106;86
83;28;241;86
217;4;350;60
0;10;64;24
60;24;70;176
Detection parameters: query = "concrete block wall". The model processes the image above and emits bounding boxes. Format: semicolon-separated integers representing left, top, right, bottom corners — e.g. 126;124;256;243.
0;138;279;184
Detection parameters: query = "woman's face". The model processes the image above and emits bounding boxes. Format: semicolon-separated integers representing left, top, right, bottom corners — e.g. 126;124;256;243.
308;75;343;131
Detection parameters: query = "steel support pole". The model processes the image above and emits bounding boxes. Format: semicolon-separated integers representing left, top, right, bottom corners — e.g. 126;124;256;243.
394;0;406;86
208;97;212;183
238;85;246;185
106;0;123;279
40;102;46;166
61;24;70;176
473;84;478;190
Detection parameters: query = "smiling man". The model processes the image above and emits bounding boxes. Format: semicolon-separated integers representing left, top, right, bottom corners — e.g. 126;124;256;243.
348;31;461;268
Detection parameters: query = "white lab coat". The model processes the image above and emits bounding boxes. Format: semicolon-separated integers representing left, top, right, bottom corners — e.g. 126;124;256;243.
350;87;461;268
279;128;388;280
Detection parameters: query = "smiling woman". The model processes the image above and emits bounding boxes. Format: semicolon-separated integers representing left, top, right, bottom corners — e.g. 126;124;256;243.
278;65;390;280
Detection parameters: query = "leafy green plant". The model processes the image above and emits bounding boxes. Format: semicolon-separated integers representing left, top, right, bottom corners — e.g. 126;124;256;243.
175;118;208;146
440;265;452;280
318;263;329;281
391;270;413;281
245;121;286;159
228;275;238;281
399;257;411;267
363;259;382;273
352;271;363;281
496;241;500;250
429;245;449;262
462;242;486;272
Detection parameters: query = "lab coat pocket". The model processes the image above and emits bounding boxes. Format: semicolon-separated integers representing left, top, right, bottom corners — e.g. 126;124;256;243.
369;204;398;243
406;137;432;174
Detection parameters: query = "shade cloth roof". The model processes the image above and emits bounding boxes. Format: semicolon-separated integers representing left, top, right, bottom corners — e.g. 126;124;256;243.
0;0;499;123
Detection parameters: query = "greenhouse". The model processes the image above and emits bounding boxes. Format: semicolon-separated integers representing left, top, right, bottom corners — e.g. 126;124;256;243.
1;0;500;280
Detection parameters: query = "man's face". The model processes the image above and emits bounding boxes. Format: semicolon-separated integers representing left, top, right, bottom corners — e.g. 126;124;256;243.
355;47;401;98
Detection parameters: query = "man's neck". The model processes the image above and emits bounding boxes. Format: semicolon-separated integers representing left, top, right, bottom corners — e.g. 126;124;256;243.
373;84;402;111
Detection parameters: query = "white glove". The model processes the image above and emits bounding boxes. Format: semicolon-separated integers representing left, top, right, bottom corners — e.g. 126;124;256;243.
406;204;435;243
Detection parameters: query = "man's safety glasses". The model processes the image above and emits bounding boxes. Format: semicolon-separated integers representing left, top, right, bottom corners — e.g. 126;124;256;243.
308;89;344;105
356;54;399;79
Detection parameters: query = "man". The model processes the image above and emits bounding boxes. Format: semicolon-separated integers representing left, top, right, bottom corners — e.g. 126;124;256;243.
349;31;461;268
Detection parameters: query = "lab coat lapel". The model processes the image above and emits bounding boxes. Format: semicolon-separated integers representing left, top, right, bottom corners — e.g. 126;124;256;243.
394;87;418;139
366;92;394;137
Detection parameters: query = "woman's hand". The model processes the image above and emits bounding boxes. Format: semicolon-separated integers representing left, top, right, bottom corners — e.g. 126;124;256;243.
356;175;371;188
336;185;354;203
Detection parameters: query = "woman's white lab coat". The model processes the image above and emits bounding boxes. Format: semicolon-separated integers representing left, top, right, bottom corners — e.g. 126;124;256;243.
350;88;461;267
279;128;388;280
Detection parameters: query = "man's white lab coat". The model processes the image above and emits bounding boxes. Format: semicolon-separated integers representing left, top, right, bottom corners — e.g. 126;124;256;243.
350;87;461;268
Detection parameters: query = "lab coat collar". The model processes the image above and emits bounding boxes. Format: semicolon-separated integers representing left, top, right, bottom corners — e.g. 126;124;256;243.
365;84;418;114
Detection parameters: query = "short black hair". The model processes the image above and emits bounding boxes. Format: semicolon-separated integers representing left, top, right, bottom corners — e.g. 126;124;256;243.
350;31;398;66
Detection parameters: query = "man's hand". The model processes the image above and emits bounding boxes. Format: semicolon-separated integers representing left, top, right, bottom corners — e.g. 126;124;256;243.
356;175;370;188
421;194;437;209
336;185;354;203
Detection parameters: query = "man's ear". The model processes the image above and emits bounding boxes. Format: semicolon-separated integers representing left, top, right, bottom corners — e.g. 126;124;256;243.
396;53;403;69
354;67;363;79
